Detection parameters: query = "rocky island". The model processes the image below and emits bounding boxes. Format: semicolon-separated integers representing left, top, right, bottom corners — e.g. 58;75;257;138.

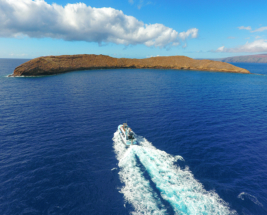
12;54;250;76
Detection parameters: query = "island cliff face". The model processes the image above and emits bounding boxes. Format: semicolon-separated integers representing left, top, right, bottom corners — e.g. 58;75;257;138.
13;54;250;76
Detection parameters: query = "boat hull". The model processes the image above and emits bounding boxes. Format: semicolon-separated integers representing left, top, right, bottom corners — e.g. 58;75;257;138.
118;124;137;146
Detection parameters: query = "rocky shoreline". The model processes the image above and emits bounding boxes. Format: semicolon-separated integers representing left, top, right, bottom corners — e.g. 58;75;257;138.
11;54;250;76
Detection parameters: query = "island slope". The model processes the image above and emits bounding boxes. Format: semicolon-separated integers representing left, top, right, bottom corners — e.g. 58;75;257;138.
12;54;250;76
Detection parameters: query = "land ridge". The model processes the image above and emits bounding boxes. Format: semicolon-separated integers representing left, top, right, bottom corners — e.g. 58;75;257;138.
220;54;267;63
12;54;250;76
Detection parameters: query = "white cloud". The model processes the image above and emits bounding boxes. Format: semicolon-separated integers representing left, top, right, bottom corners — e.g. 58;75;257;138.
215;40;267;53
255;36;261;39
227;36;235;39
131;0;152;9
251;26;267;32
9;53;28;57
146;54;160;58
238;26;251;31
0;0;198;48
238;25;267;33
217;46;225;52
138;0;143;9
178;28;198;40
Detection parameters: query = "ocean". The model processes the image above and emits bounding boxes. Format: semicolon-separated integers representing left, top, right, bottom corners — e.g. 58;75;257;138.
0;59;267;215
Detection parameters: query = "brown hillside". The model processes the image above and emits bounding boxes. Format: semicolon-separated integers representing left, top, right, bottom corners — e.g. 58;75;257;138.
12;54;250;76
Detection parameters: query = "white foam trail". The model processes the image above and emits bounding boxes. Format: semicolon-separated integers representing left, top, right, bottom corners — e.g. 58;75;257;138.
113;131;167;215
113;131;236;214
238;192;263;207
5;74;25;77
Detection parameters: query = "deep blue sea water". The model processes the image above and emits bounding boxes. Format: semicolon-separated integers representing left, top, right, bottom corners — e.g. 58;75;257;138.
0;60;267;215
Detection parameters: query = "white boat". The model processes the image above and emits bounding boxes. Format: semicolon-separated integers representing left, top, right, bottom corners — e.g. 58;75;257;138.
118;123;137;146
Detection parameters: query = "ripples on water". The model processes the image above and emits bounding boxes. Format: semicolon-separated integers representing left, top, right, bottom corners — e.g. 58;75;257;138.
0;60;267;214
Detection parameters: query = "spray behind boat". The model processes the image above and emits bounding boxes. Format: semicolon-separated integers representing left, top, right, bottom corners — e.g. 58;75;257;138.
118;123;138;146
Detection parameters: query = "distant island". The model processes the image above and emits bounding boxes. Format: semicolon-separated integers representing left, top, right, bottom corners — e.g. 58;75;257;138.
219;54;267;63
11;54;250;76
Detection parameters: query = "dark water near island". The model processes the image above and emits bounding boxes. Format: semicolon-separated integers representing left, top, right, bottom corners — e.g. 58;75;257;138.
1;59;267;215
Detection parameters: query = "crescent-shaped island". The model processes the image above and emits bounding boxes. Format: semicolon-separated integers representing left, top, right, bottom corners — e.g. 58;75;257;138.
11;54;250;76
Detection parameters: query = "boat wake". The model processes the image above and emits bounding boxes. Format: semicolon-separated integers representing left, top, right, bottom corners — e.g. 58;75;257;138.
238;192;263;207
113;130;236;215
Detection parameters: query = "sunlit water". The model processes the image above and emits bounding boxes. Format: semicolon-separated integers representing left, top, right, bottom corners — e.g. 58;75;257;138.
0;59;267;214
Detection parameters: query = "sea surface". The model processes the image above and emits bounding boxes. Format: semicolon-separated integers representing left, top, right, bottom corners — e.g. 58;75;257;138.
0;59;267;215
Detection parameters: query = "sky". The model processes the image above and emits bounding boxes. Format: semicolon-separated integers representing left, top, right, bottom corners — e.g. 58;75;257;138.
1;0;267;59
